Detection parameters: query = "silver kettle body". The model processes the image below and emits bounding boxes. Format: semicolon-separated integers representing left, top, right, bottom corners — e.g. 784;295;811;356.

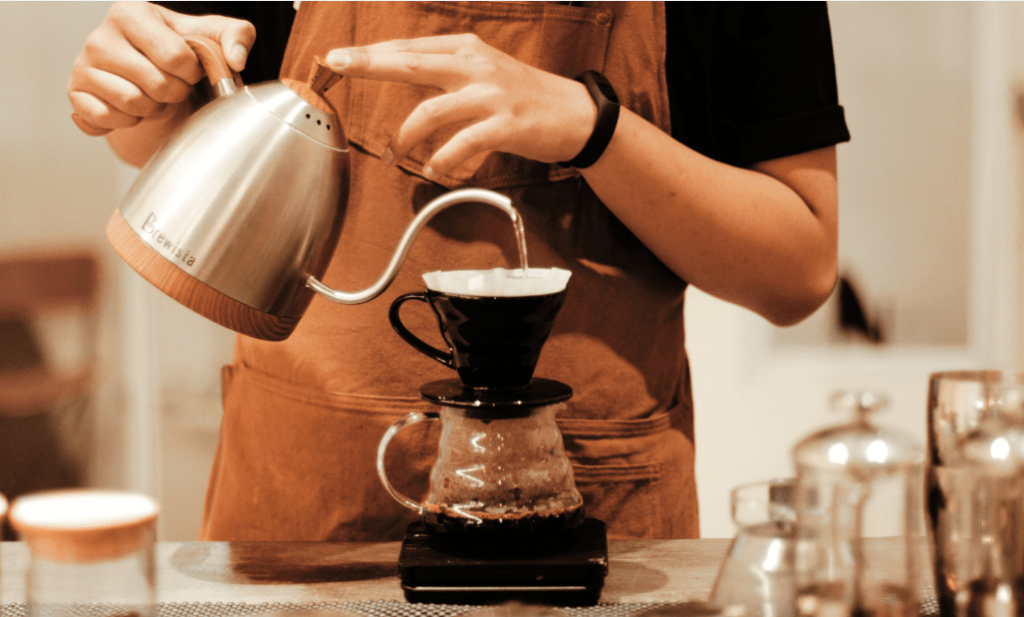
108;40;517;341
116;80;349;321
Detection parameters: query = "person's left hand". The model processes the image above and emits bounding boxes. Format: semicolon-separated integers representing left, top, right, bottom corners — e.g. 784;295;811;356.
325;34;595;179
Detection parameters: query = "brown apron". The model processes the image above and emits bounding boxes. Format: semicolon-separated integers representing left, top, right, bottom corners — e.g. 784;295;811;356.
200;0;698;541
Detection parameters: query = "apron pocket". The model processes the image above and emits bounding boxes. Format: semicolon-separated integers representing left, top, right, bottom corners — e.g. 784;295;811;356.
572;461;663;539
340;1;614;189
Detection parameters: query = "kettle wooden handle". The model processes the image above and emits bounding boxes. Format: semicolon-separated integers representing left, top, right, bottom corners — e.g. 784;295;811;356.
183;35;243;93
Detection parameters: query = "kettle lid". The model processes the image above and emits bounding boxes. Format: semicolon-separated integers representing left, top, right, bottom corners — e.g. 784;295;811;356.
283;56;342;116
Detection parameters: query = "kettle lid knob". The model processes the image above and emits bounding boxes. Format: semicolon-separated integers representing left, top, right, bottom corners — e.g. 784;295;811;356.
283;56;341;116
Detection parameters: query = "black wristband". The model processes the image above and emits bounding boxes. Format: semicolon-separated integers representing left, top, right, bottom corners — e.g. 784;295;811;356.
557;71;620;169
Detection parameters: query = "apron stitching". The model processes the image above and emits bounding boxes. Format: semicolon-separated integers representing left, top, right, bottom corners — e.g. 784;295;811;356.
425;1;609;23
236;364;431;415
572;461;662;481
558;415;673;438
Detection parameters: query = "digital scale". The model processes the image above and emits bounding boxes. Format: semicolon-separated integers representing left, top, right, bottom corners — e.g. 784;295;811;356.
398;518;609;606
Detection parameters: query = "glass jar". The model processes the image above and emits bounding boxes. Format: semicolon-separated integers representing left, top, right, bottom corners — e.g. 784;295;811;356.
710;478;797;617
928;374;1024;617
954;403;1024;617
10;490;158;617
1;493;6;605
792;391;927;617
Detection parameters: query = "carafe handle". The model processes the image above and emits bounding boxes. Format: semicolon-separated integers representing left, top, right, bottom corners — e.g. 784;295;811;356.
377;411;441;513
306;188;519;305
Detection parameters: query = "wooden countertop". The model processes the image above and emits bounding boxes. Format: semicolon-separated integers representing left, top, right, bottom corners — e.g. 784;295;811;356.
0;538;732;604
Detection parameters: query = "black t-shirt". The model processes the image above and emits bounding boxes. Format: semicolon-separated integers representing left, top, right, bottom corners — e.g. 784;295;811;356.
158;1;850;166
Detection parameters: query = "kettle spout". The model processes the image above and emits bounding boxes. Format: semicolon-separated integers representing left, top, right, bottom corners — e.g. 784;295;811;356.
305;188;520;305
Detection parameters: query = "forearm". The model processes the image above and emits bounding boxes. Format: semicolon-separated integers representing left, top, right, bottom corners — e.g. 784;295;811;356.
579;109;838;326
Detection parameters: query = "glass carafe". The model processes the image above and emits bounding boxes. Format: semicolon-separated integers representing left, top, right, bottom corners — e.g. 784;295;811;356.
710;478;797;617
378;398;584;536
793;391;927;617
954;389;1024;617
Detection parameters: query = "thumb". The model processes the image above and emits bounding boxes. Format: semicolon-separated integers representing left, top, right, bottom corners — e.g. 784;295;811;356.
160;8;257;73
217;19;257;73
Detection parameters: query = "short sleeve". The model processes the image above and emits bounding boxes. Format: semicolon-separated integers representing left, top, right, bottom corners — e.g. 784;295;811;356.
665;2;851;166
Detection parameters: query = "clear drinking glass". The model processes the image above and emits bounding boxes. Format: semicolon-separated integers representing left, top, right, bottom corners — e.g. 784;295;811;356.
710;478;797;617
10;490;158;617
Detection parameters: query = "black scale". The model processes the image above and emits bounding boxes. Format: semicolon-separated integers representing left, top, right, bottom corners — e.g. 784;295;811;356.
398;518;609;606
397;378;610;606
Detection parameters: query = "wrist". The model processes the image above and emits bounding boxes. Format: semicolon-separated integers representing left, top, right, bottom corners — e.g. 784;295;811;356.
562;80;597;163
557;71;620;169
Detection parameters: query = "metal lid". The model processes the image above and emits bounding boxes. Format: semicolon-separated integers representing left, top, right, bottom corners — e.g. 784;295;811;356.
793;391;925;472
11;490;158;563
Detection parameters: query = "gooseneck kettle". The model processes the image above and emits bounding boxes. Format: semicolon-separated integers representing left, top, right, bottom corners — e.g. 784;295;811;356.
107;36;518;341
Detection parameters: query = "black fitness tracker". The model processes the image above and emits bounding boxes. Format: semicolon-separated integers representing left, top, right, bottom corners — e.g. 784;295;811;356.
558;70;620;169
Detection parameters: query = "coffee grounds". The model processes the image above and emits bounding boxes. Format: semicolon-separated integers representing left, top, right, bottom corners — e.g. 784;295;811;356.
423;503;585;536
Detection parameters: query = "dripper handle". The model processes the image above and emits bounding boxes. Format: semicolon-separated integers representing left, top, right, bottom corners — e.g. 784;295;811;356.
377;411;440;514
182;35;243;98
389;293;454;368
305;188;519;305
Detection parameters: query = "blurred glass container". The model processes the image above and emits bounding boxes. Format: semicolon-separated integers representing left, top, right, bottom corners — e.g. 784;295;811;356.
793;391;926;617
928;371;1024;617
954;406;1024;617
710;478;797;617
1;493;6;605
10;490;158;617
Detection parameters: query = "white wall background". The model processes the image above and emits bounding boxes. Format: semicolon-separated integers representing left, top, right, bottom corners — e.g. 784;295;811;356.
691;2;1024;538
2;2;1023;541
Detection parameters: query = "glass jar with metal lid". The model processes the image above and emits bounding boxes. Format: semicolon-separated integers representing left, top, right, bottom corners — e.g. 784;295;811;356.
10;490;158;617
792;391;927;617
953;388;1024;617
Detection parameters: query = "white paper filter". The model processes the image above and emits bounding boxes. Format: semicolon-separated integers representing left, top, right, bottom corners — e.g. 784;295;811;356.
422;268;571;297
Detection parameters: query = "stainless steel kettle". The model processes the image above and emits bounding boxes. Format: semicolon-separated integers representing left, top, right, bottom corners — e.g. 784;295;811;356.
107;36;518;341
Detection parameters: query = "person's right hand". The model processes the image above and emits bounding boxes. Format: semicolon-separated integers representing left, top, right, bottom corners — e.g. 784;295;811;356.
68;2;256;136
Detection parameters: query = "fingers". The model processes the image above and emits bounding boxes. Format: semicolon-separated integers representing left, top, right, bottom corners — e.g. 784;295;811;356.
345;33;482;56
71;114;113;137
106;2;205;85
158;6;256;73
426;117;505;178
327;50;478;90
325;34;493;89
68;1;255;137
386;92;489;163
68;72;155;131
